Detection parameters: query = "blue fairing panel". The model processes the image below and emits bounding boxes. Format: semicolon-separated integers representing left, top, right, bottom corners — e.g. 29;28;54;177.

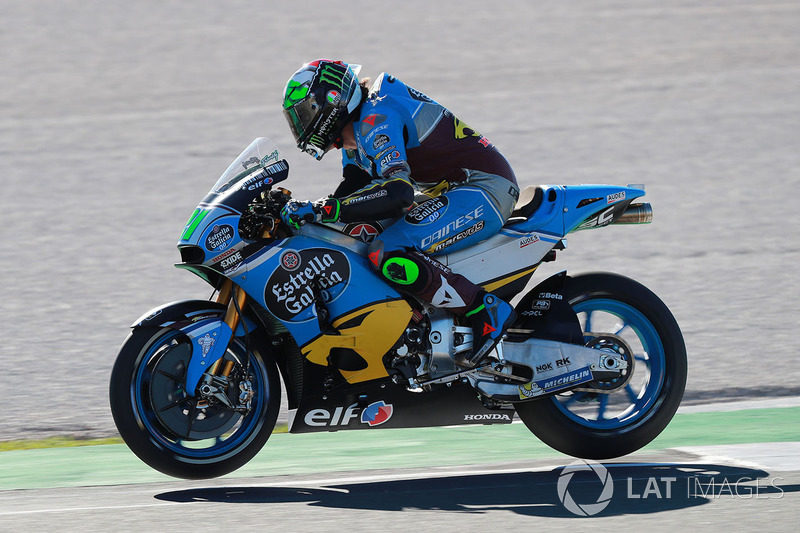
506;184;646;237
236;235;405;348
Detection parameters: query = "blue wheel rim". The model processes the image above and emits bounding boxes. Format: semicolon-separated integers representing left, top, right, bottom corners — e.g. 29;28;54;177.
133;331;268;458
552;298;666;430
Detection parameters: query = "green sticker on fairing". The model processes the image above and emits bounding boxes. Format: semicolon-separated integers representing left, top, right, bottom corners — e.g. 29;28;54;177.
261;150;280;166
283;80;309;109
382;257;420;285
181;208;209;241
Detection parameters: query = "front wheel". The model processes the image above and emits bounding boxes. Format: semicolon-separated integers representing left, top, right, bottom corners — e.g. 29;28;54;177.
515;272;687;459
109;327;281;479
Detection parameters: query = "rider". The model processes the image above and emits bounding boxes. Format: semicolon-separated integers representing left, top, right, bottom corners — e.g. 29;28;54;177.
280;59;520;366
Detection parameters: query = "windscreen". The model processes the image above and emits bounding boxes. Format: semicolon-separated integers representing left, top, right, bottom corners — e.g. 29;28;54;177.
211;137;287;194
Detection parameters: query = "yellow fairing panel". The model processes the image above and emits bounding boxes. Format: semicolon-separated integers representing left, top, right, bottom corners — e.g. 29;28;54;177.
301;299;413;383
482;265;538;293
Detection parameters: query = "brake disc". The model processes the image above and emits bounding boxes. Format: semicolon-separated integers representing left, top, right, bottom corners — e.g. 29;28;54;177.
148;343;240;440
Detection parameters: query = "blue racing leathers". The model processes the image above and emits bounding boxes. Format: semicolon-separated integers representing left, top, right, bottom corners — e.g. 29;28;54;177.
331;74;519;313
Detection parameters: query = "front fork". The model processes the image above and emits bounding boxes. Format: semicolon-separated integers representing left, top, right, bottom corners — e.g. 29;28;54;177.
184;223;275;397
186;278;254;410
207;278;248;379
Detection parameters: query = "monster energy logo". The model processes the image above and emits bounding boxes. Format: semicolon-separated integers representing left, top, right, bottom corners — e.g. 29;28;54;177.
318;64;347;87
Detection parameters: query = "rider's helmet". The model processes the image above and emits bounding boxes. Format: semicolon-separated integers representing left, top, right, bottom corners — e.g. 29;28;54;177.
282;59;363;160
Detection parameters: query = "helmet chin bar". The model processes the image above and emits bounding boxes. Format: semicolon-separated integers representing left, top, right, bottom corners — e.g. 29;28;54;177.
302;143;327;161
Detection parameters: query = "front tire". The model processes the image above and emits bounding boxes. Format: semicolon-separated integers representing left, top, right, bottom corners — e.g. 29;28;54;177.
109;327;280;479
515;273;687;459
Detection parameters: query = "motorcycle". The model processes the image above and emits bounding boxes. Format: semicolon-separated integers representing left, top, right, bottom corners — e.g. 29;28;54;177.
109;137;687;479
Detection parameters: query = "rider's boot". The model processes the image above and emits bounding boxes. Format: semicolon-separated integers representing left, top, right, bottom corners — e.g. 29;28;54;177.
462;291;516;366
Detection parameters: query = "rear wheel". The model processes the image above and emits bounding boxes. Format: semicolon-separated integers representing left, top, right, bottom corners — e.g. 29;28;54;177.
109;327;280;479
515;273;687;459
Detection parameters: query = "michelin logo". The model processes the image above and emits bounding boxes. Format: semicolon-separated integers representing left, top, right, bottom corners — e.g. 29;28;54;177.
518;367;593;399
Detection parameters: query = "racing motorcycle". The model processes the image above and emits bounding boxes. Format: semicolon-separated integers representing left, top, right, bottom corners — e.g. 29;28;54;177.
109;137;687;479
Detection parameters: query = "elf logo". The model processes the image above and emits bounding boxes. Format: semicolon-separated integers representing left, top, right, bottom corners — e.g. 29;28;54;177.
303;401;394;427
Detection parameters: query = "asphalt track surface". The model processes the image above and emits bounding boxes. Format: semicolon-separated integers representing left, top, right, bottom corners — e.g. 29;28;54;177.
2;4;800;527
2;453;798;532
1;403;799;531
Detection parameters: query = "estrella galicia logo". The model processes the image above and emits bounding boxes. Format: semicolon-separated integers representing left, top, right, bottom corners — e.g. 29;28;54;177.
404;196;448;225
266;249;350;322
372;134;390;150
360;401;393;426
557;460;614;516
205;224;235;252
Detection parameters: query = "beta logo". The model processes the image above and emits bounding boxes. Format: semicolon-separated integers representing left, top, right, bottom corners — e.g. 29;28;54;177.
361;401;393;426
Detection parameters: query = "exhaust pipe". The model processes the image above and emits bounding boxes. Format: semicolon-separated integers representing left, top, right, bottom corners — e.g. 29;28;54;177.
613;203;652;225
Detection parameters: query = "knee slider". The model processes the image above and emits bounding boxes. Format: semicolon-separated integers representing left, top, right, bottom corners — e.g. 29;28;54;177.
373;251;429;293
381;255;423;287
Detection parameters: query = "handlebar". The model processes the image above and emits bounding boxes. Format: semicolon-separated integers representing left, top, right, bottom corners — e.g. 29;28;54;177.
238;188;292;240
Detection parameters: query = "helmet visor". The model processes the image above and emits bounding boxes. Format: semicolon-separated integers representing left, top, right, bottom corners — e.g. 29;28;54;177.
283;97;320;149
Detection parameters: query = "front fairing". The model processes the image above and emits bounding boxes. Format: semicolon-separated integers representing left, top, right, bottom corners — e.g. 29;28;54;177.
176;138;290;284
174;138;411;386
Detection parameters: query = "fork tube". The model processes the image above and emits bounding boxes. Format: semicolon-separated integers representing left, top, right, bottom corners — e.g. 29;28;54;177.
224;285;248;333
216;279;233;305
215;285;248;377
207;281;247;377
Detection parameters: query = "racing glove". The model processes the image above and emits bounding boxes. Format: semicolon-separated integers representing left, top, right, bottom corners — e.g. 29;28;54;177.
280;198;341;230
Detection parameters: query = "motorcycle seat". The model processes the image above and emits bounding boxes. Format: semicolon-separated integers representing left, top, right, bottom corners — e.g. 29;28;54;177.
506;185;544;225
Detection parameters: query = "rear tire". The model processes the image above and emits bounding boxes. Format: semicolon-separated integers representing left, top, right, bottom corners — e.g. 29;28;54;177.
515;273;687;459
109;327;280;479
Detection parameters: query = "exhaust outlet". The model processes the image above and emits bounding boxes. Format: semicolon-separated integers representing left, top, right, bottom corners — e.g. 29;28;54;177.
613;203;652;225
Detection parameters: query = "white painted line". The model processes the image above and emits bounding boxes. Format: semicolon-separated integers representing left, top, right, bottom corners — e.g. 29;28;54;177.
0;502;188;516
674;442;800;471
678;396;800;414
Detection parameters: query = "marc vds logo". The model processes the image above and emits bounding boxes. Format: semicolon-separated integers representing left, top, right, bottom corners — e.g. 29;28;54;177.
557;459;614;516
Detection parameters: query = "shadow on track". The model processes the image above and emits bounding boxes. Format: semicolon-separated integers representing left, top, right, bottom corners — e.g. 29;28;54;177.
155;463;795;518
